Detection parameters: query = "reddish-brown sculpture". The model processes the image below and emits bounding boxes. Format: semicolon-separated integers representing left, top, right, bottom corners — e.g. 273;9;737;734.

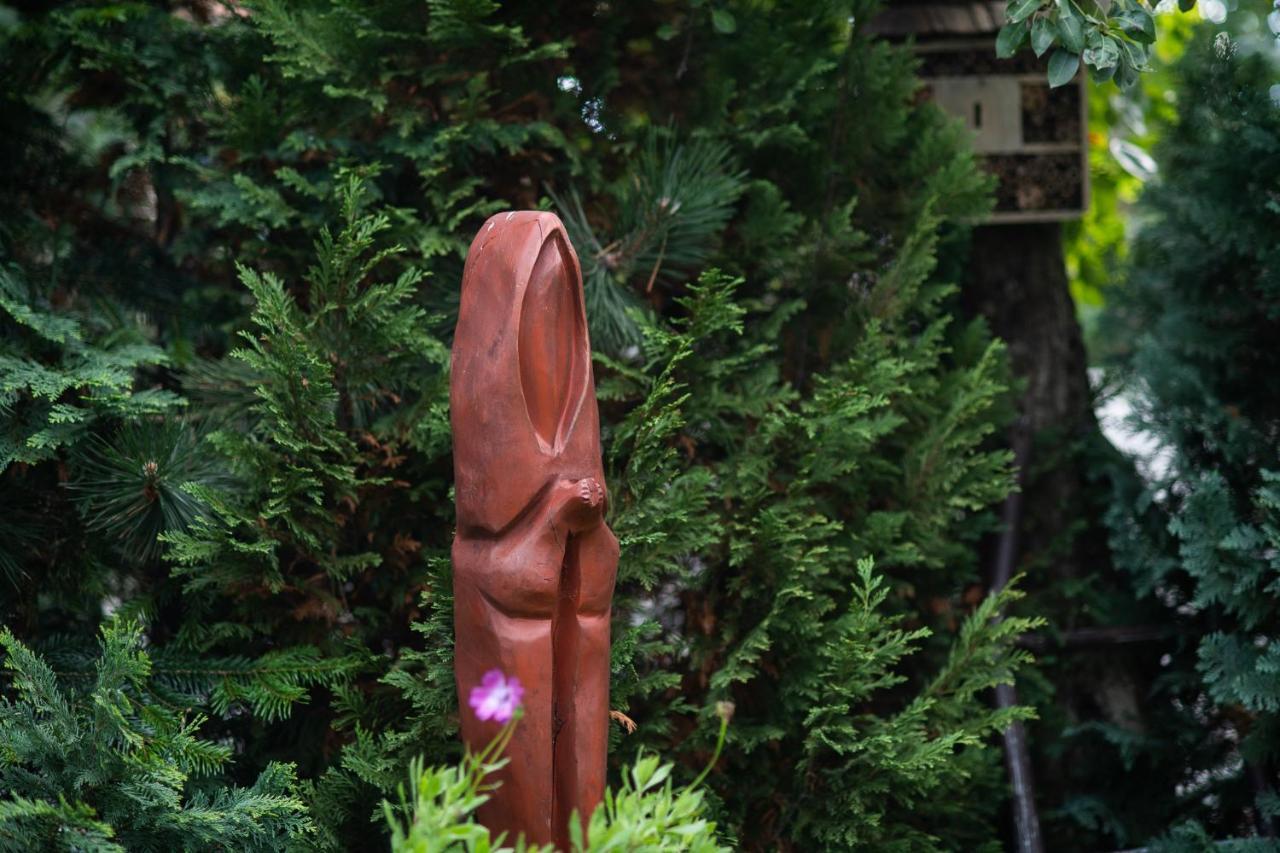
451;211;619;848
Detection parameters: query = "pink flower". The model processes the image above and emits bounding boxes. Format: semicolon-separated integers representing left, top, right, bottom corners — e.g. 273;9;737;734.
469;669;524;723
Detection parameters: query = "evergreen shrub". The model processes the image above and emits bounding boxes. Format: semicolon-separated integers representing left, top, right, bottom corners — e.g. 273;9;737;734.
1;2;1036;848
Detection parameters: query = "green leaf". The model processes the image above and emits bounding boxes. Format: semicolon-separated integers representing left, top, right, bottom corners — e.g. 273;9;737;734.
1178;0;1196;10
1047;48;1081;87
1119;37;1149;71
1114;53;1140;89
1088;57;1117;83
1084;35;1121;70
1007;0;1044;24
711;8;736;34
1032;16;1057;57
996;19;1030;58
1055;0;1086;52
1117;6;1156;44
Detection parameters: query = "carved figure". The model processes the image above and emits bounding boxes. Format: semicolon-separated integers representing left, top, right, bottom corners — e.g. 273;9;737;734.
451;211;619;848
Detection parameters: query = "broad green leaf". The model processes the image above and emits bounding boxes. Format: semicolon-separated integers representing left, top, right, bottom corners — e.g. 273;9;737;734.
1084;35;1121;70
1032;16;1057;57
996;20;1030;58
1047;48;1081;87
1117;6;1156;44
1114;54;1140;88
1055;0;1086;52
1088;56;1118;82
1007;0;1044;24
1119;37;1149;70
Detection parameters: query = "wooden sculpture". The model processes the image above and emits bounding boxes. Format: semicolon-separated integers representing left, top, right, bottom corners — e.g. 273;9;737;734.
451;211;619;848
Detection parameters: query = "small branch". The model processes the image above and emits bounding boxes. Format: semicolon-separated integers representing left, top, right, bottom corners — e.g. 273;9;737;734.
676;11;696;80
1017;625;1170;653
989;419;1044;853
644;232;668;293
1107;843;1240;853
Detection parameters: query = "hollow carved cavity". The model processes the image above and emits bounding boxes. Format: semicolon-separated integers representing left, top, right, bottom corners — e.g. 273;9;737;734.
518;233;586;451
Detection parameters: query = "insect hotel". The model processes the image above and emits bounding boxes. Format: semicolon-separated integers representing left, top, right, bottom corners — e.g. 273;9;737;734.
871;0;1089;223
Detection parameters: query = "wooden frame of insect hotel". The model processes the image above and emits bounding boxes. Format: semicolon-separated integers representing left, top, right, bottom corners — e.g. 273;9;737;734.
870;1;1089;223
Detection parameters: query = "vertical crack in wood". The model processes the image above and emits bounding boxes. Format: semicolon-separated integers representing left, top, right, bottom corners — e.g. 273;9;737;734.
551;535;581;842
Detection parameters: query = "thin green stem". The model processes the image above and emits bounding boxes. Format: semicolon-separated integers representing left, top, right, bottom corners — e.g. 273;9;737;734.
690;714;729;789
467;708;523;796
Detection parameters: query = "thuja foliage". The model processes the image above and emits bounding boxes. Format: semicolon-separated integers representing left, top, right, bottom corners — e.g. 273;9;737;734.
602;271;1037;848
0;620;313;851
1098;13;1280;846
2;1;1035;848
0;264;183;469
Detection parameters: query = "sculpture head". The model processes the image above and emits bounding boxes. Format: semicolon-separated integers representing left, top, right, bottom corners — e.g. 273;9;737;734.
450;212;604;534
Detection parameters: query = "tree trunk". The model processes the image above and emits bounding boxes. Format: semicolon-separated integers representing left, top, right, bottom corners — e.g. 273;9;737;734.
964;222;1153;838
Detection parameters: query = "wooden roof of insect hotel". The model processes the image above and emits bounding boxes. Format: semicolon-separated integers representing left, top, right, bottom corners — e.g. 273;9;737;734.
867;1;1007;38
